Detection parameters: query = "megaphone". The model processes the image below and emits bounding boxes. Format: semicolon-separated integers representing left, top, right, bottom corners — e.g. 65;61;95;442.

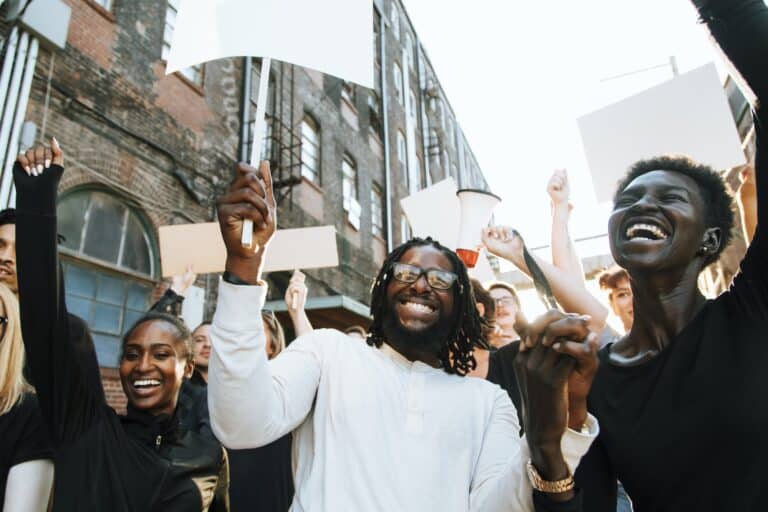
455;189;501;268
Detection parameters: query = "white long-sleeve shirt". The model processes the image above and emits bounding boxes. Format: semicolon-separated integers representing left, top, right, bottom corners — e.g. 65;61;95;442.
209;281;598;511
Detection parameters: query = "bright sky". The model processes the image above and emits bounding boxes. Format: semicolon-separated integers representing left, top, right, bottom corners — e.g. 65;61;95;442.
403;0;728;258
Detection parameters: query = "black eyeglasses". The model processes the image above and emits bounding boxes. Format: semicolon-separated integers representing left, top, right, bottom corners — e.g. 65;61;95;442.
390;263;458;291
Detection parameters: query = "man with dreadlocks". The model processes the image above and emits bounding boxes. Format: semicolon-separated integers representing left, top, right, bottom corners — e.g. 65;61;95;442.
208;162;600;511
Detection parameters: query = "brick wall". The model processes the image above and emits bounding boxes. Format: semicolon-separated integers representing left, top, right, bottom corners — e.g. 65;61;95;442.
101;368;127;414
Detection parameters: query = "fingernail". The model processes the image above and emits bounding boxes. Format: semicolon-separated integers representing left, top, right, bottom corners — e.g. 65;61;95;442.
553;342;562;350
52;136;59;146
36;164;43;174
24;166;31;175
44;159;51;169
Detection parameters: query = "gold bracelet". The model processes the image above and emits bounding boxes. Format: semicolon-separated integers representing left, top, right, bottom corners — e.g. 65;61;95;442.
526;459;575;493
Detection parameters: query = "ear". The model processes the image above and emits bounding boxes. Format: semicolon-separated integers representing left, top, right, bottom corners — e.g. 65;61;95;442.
183;360;194;379
698;227;722;259
476;303;486;318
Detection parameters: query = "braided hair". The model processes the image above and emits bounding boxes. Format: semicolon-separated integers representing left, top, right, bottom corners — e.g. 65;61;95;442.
366;237;483;376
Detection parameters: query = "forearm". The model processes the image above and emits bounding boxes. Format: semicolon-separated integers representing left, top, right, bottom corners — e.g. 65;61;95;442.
3;460;54;512
289;310;313;338
739;184;757;243
551;206;584;279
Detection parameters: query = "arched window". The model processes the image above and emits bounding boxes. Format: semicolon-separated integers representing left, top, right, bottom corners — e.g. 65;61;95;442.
393;62;404;106
57;190;157;367
301;115;321;183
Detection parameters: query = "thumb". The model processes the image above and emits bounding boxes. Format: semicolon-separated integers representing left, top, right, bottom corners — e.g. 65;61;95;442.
51;137;64;166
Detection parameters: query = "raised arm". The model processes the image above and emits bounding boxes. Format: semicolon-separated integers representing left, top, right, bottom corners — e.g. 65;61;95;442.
482;227;609;334
285;269;313;338
208;161;321;448
548;170;585;279
14;140;103;445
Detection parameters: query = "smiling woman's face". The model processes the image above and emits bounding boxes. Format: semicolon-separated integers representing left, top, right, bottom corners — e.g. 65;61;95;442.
119;320;191;416
609;170;710;274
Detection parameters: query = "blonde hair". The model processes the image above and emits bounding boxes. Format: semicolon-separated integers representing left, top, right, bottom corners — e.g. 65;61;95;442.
262;311;286;357
0;284;28;415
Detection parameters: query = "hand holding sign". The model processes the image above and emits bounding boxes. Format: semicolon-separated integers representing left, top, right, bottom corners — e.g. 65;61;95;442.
217;161;276;283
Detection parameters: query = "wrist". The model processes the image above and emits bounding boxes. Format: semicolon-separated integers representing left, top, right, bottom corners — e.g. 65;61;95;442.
568;400;588;430
529;445;569;482
225;255;264;285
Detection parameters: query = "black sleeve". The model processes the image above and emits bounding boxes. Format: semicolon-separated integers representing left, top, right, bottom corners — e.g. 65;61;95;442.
533;490;582;512
10;394;52;467
694;0;768;317
14;163;105;445
574;437;618;512
149;288;184;317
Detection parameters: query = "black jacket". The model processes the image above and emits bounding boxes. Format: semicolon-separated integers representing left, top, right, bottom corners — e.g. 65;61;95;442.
14;162;229;511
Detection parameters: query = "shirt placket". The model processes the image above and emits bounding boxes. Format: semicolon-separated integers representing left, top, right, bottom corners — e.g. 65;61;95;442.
405;366;426;435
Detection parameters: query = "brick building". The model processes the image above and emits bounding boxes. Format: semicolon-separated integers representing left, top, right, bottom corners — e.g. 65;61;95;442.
0;0;490;410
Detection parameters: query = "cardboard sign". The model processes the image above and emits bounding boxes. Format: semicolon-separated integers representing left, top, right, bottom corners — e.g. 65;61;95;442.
578;63;746;202
166;0;373;88
159;223;339;277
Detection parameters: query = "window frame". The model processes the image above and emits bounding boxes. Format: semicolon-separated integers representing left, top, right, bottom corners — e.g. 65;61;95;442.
300;115;322;184
371;183;385;238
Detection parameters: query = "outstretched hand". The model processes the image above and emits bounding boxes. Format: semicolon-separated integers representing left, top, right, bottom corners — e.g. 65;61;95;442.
285;270;308;313
217;161;276;284
171;265;197;297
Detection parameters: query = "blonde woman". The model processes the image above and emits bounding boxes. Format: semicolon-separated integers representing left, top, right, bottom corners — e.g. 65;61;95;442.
0;283;53;511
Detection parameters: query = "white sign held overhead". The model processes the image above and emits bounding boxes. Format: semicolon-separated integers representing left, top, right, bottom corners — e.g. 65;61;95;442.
578;63;747;203
166;0;374;89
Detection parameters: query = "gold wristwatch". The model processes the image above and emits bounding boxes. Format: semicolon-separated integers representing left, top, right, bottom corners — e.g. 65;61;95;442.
526;459;575;493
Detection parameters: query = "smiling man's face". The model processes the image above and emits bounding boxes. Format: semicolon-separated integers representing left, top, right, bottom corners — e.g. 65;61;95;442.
383;245;456;348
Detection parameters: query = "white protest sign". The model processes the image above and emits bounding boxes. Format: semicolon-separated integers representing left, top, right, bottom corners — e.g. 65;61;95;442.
578;63;746;202
166;0;374;88
159;223;339;277
181;285;205;329
400;178;498;281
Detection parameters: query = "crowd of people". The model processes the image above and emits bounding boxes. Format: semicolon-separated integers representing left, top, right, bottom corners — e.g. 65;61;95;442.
0;0;765;510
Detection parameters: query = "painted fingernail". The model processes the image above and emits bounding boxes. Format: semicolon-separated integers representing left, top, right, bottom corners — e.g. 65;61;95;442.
45;159;51;169
24;166;31;175
553;342;562;350
36;164;43;174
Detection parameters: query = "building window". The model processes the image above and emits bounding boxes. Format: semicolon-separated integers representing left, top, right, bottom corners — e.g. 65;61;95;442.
93;0;112;10
405;32;414;70
342;81;356;105
342;155;361;229
301;116;321;183
369;92;383;137
162;0;204;86
408;89;418;121
57;190;157;367
397;130;408;186
393;62;404;106
391;6;400;40
371;183;384;238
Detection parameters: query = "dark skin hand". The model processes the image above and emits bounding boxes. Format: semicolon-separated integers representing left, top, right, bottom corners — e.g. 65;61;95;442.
515;310;599;502
217;161;277;284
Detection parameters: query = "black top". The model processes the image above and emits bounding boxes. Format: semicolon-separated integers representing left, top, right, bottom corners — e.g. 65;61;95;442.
576;1;768;510
228;437;295;512
486;340;523;430
14;164;229;512
0;393;52;509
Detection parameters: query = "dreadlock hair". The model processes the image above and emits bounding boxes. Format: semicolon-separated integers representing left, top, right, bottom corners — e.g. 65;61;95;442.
613;155;735;266
366;237;483;376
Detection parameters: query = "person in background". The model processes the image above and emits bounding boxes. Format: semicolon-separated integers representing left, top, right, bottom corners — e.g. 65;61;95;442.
15;139;229;511
486;281;524;348
0;283;53;511
190;322;212;386
0;210;17;295
597;266;633;335
209;159;601;511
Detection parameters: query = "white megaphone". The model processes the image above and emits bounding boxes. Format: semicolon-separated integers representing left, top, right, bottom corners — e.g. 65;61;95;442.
455;189;501;268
